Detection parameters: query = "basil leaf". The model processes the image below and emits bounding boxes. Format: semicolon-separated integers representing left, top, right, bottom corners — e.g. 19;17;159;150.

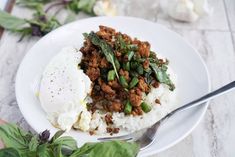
66;0;96;15
0;10;27;30
53;144;63;157
0;148;21;157
0;123;33;152
53;136;77;150
150;62;175;90
51;130;65;143
70;143;96;157
71;141;140;157
28;136;39;152
87;32;120;79
77;0;96;14
37;144;54;157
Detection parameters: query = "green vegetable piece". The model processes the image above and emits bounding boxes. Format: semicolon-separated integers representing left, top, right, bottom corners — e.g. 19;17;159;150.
114;58;120;70
117;35;127;50
127;44;138;51
108;70;116;81
130;71;139;77
137;65;144;75
149;62;175;91
129;77;139;89
130;61;138;69
87;32;119;79
82;32;89;38
141;102;152;113
150;51;157;59
124;101;132;114
123;62;130;71
120;76;128;88
127;51;134;61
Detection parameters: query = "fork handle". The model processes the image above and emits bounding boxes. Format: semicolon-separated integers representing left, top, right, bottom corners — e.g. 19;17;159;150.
165;81;235;119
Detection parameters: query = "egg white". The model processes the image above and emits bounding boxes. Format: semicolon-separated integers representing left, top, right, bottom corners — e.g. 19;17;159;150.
39;47;91;131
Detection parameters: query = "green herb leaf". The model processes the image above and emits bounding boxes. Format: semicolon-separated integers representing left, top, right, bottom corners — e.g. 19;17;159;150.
150;62;175;90
0;124;33;150
0;148;21;157
0;123;33;154
0;10;27;30
70;142;96;157
0;123;140;157
51;130;65;143
53;136;77;150
28;136;39;152
71;141;140;157
66;0;96;15
37;144;54;157
87;32;120;79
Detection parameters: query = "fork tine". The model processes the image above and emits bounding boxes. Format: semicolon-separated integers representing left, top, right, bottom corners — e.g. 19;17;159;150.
98;135;133;141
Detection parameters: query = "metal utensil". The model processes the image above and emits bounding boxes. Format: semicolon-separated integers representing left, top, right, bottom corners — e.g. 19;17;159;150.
98;81;235;150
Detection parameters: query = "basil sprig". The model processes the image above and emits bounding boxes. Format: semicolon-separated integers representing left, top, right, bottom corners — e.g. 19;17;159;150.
0;123;139;157
0;0;97;40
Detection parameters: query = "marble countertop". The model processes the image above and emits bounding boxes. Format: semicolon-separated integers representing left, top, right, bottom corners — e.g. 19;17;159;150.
0;0;235;156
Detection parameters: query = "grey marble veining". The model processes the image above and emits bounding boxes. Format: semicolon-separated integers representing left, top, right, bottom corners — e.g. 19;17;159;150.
0;0;235;156
224;0;235;32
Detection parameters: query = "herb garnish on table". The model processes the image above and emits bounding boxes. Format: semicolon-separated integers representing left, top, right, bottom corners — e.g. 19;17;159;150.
0;123;140;157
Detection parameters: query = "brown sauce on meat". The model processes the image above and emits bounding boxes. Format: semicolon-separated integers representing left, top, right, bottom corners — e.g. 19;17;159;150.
80;26;168;115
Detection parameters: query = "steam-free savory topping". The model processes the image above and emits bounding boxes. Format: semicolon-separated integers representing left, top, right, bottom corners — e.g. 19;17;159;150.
80;26;175;116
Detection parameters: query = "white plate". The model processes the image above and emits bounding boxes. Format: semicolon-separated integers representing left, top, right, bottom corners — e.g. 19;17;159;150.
15;16;210;156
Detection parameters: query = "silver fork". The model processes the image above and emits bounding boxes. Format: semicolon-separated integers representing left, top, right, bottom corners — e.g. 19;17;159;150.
98;81;235;150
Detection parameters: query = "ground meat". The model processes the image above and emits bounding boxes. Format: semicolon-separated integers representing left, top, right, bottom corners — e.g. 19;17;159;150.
100;57;109;68
116;89;128;100
119;69;130;81
106;127;120;135
99;25;115;34
89;131;95;135
129;89;142;107
155;98;161;105
152;80;160;88
89;52;101;68
80;39;94;54
109;100;122;112
138;78;149;92
104;93;116;101
121;33;132;43
104;114;113;125
133;106;143;115
86;67;100;81
134;87;142;96
138;42;150;57
101;83;115;95
108;79;121;89
143;59;150;69
97;25;115;42
106;127;113;133
113;128;120;134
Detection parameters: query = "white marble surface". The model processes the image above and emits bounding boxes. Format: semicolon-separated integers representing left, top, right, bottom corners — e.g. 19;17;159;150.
1;0;235;156
0;0;7;10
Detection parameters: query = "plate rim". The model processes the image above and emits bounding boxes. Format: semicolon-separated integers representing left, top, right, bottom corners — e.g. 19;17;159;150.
15;16;211;156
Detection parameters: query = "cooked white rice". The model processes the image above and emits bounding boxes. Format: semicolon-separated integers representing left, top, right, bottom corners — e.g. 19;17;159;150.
89;68;178;134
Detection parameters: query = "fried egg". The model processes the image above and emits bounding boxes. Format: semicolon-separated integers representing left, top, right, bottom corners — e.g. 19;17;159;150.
39;47;91;131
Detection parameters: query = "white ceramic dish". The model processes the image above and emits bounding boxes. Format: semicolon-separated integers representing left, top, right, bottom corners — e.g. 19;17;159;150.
15;16;210;156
